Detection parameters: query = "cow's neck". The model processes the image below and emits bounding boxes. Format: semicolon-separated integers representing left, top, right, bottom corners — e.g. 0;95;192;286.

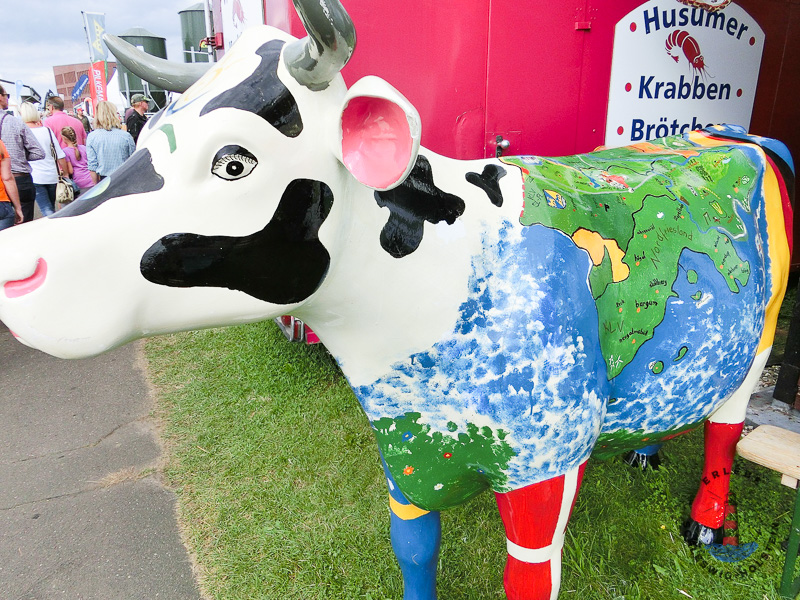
297;150;524;386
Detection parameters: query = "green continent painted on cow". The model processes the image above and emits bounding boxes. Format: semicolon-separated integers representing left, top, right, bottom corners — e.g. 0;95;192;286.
502;135;757;379
372;412;516;511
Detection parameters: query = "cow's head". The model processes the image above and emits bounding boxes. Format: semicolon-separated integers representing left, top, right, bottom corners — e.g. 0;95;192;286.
0;0;421;359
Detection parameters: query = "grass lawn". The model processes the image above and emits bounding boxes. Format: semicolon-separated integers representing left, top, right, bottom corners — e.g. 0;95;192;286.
146;320;798;600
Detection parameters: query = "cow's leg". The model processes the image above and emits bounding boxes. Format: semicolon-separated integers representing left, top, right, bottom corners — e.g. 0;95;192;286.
381;460;441;600
683;420;742;545
495;463;587;600
684;349;769;545
623;443;662;470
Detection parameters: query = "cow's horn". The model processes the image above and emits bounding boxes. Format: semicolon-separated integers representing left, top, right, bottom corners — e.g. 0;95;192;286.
102;34;211;93
283;0;356;91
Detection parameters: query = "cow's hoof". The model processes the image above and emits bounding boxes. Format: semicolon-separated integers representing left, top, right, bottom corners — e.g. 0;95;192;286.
622;449;661;470
682;518;723;546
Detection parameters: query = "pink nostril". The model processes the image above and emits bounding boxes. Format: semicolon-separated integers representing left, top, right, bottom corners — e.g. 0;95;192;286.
4;258;48;298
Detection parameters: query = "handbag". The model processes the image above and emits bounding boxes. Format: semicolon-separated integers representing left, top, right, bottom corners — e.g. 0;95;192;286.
48;130;74;207
55;176;74;205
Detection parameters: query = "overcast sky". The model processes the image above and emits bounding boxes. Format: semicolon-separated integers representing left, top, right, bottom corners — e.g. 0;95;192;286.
2;0;201;102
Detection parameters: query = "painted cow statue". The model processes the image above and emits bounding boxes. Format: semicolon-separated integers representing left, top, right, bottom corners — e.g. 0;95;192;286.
0;1;795;598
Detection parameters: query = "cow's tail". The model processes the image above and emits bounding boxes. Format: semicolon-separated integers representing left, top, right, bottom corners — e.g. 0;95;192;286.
691;124;794;355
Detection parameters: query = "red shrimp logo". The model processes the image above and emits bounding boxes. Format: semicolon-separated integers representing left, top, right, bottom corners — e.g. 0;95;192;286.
232;0;245;26
665;30;711;78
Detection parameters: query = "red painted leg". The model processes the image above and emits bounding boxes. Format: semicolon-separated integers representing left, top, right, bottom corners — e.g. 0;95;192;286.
690;421;743;531
495;463;587;600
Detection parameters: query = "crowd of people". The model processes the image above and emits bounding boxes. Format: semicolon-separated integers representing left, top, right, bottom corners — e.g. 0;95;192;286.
0;83;150;231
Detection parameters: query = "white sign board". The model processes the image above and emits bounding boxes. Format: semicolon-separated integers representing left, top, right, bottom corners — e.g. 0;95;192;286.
220;0;265;51
604;0;764;147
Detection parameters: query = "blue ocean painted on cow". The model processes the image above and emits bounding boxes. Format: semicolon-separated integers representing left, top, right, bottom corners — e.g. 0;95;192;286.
352;222;608;509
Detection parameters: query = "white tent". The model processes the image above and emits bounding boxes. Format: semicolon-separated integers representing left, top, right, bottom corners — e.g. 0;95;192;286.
105;68;129;115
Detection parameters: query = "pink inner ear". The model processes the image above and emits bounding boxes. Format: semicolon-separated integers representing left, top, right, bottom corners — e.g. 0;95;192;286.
341;96;413;189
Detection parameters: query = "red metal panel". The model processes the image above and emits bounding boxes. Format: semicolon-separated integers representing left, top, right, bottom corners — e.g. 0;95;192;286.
484;0;590;158
773;3;800;164
735;0;800;264
737;0;800;160
573;0;643;153
339;0;491;160
735;0;790;140
286;3;305;36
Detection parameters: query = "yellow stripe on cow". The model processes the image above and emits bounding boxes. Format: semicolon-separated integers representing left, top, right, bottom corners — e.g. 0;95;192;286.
756;160;791;355
389;495;430;520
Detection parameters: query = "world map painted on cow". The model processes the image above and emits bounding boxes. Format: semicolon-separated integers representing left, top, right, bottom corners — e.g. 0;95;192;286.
502;134;757;379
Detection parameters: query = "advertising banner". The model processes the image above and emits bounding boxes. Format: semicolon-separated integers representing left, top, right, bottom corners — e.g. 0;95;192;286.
604;0;764;147
71;74;90;103
89;61;108;110
83;12;108;63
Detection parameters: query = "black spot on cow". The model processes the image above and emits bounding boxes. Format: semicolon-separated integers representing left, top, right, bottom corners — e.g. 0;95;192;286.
374;155;465;258
466;164;506;207
52;149;164;218
200;40;303;138
140;179;333;304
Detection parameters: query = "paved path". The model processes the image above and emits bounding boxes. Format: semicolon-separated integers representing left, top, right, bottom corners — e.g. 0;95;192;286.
0;326;202;599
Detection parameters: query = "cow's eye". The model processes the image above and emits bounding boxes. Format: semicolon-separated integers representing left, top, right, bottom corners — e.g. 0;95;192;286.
211;145;258;180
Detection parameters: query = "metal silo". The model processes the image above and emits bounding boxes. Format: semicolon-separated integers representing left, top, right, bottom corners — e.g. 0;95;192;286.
179;3;211;63
117;27;168;110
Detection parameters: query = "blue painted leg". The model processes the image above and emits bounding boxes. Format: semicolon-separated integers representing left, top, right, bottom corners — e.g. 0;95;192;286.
382;459;441;600
623;443;662;470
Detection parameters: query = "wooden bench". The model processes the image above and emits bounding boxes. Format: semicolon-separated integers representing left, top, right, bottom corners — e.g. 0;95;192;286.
737;425;800;598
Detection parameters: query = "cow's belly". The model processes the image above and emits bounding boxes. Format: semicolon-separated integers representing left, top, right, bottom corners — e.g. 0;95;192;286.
596;246;767;457
351;224;609;509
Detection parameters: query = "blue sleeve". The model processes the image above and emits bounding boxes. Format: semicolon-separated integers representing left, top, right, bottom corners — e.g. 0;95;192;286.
86;137;97;171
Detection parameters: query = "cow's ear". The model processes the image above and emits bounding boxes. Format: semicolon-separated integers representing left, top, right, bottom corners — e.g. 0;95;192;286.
337;76;421;191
